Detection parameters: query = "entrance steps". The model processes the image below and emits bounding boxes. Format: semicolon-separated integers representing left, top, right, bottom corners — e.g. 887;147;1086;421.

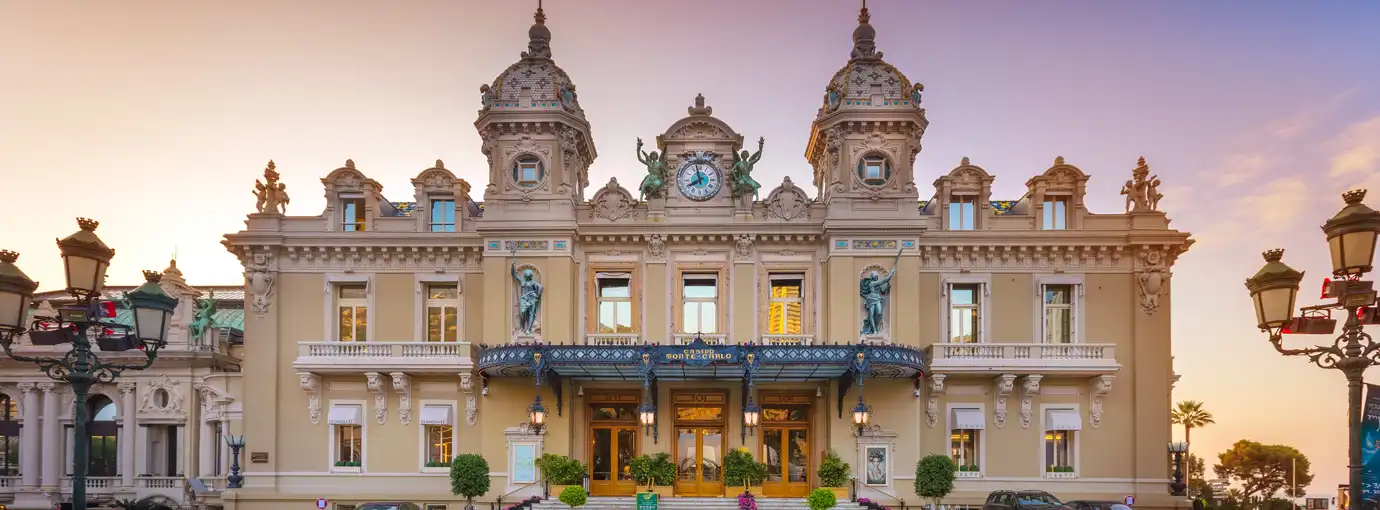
532;496;825;510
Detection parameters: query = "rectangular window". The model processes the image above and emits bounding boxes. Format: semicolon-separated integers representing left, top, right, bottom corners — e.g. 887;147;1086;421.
950;429;980;469
1042;284;1074;344
338;284;368;342
342;197;366;232
335;425;362;464
425;424;453;465
1042;197;1068;230
768;275;804;335
430;198;457;232
596;275;634;334
1044;430;1074;470
519;161;539;185
948;196;977;230
426;285;459;342
681;275;718;334
948;283;981;344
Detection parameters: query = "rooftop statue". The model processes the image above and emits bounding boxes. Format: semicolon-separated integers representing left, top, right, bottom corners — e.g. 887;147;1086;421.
730;137;765;199
636;137;669;200
189;291;219;341
253;160;290;215
1120;157;1163;213
860;249;902;336
511;250;543;336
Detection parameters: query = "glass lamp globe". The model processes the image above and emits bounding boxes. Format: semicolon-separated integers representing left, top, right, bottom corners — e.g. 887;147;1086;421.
1244;249;1304;330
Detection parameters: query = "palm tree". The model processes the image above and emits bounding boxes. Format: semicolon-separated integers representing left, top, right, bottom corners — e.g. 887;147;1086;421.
1172;400;1215;445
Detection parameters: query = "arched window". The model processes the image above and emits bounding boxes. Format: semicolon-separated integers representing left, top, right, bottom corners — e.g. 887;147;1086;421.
86;395;119;477
0;395;18;476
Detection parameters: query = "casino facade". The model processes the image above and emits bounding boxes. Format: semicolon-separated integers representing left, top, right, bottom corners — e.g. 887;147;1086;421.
220;3;1193;510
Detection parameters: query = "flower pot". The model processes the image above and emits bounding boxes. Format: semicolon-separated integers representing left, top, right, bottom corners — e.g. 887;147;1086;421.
550;485;578;498
651;486;674;498
826;487;850;502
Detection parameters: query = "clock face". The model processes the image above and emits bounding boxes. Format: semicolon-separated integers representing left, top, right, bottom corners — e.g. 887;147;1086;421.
676;162;723;201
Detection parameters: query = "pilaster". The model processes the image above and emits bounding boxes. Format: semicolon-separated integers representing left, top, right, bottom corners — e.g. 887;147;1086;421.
38;382;57;489
17;382;38;489
118;381;137;487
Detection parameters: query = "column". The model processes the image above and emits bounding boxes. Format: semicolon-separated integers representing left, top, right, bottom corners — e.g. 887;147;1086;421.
17;382;39;489
199;420;214;477
118;381;137;487
218;420;230;475
38;383;58;489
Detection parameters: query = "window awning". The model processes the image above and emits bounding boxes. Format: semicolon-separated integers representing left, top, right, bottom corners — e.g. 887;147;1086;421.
1045;409;1082;431
328;404;363;425
420;405;453;426
951;408;985;430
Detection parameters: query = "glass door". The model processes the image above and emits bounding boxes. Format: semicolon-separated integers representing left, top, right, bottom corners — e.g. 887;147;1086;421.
761;427;809;497
590;426;638;496
675;427;724;496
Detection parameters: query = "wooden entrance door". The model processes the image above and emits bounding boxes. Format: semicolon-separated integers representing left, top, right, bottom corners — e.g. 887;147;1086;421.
759;394;812;498
587;393;642;496
673;391;727;496
590;426;638;496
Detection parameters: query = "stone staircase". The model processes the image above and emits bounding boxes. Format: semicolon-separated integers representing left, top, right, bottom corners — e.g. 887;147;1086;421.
531;496;820;510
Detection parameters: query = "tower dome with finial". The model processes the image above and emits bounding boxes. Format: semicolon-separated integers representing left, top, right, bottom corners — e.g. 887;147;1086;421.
482;0;584;118
819;0;923;117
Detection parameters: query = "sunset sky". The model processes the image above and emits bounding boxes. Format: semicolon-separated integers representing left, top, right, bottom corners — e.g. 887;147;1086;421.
3;0;1380;494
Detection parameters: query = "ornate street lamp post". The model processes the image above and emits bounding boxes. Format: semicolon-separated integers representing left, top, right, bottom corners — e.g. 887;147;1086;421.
527;395;547;434
0;219;177;510
1244;190;1380;510
225;435;246;489
851;394;872;436
1168;441;1189;496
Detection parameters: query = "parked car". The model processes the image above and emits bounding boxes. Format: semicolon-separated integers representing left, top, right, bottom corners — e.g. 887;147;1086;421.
1065;501;1125;510
983;490;1068;510
355;503;422;510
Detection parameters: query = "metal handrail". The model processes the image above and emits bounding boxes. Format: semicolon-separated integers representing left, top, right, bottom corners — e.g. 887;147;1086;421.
853;478;906;509
492;479;543;510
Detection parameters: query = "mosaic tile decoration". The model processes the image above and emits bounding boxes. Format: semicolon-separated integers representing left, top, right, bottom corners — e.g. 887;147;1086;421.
392;202;417;217
853;240;898;250
505;240;548;251
991;201;1016;215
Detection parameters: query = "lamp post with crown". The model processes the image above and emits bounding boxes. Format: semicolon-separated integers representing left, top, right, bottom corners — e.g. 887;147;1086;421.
0;219;178;510
1244;190;1380;510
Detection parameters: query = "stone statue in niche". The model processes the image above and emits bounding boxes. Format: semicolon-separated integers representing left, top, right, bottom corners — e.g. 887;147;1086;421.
511;251;543;335
636;138;669;200
860;249;902;336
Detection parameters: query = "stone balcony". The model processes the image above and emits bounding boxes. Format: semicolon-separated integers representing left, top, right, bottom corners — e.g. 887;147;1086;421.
759;334;814;346
925;342;1119;376
292;341;475;374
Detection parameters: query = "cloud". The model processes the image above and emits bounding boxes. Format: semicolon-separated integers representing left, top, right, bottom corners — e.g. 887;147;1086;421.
1214;152;1269;187
1328;115;1380;179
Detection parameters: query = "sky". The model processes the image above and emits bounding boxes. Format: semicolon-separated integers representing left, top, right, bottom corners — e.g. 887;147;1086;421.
3;0;1380;495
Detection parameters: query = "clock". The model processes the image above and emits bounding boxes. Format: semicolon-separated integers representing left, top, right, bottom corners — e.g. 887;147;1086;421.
676;161;723;201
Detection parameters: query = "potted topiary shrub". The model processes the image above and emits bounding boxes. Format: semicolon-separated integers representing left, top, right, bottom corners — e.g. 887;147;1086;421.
558;485;588;509
537;454;587;498
629;452;676;499
914;454;956;508
817;450;851;501
807;487;838;510
723;449;767;497
450;453;491;510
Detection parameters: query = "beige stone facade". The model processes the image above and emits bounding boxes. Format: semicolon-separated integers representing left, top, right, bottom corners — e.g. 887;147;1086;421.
221;5;1192;510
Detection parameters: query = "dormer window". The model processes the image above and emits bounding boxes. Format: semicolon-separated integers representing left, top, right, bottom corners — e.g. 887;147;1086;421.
341;196;366;232
430;197;457;232
514;156;543;188
949;195;977;230
1042;197;1069;230
858;155;891;187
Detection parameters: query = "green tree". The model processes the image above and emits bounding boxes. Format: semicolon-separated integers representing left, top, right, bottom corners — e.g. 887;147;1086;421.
1187;454;1206;481
559;486;588;509
914;454;957;506
1173;401;1216;445
451;453;491;510
1213;440;1314;502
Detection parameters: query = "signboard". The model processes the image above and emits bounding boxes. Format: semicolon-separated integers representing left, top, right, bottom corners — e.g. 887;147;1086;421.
1363;384;1380;505
317;498;328;509
1124;496;1135;505
636;492;659;510
512;443;538;483
251;451;269;463
662;337;738;367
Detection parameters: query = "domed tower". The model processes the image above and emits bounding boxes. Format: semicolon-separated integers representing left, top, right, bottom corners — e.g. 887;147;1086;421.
805;2;928;224
475;2;597;228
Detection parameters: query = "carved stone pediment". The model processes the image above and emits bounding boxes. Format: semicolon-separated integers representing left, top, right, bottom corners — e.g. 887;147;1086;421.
321;160;380;194
590;177;637;221
764;176;810;221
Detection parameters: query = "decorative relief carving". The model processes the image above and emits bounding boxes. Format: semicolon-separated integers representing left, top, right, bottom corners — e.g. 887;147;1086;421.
244;250;275;320
734;234;754;260
913;244;1143;271
667;120;732;141
764;176;809;221
460;373;473;393
925;374;946;428
1090;375;1114;428
139;375;184;415
466;395;478;426
591;178;636;221
391;372;412;426
646;234;666;260
298;372;321;424
1138;248;1170;316
993;374;1016;428
366;372;387;425
1019;375;1043;429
